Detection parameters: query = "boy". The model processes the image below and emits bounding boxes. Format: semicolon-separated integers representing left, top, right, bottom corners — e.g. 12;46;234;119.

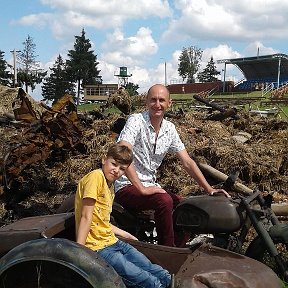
75;143;171;288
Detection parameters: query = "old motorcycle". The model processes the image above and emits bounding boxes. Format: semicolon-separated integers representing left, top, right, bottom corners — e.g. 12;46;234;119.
54;172;288;282
111;184;288;282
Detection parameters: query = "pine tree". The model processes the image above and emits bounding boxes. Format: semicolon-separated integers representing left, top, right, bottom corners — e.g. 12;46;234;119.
198;56;220;83
66;29;102;105
0;50;11;86
42;54;75;103
17;35;47;92
125;82;139;96
178;46;202;83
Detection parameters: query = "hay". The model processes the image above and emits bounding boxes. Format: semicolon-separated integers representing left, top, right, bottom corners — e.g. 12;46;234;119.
0;85;18;114
0;86;287;221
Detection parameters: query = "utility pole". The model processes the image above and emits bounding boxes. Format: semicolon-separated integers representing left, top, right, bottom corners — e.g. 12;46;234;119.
161;58;167;86
10;49;20;87
164;61;167;86
222;63;226;93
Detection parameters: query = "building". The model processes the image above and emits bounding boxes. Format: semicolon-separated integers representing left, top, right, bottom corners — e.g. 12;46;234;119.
83;84;118;102
83;66;132;102
217;53;288;91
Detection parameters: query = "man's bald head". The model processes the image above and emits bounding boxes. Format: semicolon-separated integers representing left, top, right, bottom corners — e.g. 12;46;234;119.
147;84;170;100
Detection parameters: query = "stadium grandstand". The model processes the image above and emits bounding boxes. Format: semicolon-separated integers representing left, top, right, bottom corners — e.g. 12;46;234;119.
218;53;288;92
168;53;288;97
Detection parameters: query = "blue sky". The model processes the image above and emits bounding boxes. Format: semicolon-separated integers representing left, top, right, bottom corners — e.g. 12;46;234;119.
1;0;288;99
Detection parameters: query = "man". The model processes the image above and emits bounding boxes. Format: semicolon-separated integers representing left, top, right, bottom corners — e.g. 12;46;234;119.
115;84;229;247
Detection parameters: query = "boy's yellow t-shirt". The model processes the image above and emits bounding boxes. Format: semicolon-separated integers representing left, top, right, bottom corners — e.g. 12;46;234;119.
75;169;118;251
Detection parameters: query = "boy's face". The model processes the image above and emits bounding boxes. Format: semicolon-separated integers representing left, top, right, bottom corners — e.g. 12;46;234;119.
102;156;129;183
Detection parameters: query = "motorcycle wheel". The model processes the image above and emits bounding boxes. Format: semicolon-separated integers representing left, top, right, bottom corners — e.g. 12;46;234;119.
246;236;288;281
0;238;126;288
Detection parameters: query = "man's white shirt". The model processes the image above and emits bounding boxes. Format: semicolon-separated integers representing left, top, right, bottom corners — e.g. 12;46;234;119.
115;111;185;192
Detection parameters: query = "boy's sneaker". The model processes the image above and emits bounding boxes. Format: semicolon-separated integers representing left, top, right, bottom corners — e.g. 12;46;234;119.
169;273;175;288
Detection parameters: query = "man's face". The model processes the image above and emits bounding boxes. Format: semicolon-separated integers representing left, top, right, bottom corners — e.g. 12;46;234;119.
146;86;171;118
102;156;129;183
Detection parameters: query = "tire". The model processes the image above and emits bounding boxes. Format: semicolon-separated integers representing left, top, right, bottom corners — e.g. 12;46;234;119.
0;238;125;288
246;236;288;281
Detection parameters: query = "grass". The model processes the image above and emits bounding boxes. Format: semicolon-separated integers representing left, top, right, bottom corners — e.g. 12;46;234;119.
171;91;288;119
77;102;122;114
77;103;100;111
280;105;288;116
77;91;288;119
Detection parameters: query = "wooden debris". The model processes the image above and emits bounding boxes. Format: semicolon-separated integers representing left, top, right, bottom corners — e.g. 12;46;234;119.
0;85;287;222
193;94;240;120
107;87;132;115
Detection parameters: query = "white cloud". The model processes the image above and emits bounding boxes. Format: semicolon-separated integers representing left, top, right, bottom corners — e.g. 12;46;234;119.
202;44;241;66
100;51;136;67
100;28;158;66
98;61;119;84
243;42;279;56
40;0;172;18
13;13;52;28
15;0;172;40
163;0;288;42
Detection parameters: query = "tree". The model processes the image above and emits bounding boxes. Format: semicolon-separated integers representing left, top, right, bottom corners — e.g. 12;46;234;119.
178;46;202;83
198;56;220;83
17;35;47;92
42;54;75;103
124;82;139;96
66;29;102;105
0;50;11;86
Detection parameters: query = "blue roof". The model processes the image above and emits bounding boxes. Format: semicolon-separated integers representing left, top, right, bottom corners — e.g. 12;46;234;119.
217;54;288;80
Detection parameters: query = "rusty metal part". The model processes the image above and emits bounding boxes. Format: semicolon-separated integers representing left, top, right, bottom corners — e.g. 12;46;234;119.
129;240;282;288
0;212;74;256
12;88;38;123
2;89;85;197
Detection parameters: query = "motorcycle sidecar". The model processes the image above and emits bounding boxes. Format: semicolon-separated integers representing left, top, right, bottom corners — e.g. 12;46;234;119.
0;211;282;288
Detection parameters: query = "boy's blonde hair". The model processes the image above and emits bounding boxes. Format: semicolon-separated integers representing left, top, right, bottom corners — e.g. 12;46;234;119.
107;143;133;166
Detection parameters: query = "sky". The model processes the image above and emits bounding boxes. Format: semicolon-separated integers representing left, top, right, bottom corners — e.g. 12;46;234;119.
1;0;288;100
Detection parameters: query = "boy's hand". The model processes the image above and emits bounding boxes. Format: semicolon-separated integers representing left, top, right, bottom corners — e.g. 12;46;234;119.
124;232;138;241
112;224;138;240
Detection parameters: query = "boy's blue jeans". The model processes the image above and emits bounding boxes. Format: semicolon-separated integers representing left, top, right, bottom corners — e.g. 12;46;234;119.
97;240;171;287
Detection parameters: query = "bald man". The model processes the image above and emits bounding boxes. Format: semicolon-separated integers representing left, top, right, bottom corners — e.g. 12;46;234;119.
115;84;229;247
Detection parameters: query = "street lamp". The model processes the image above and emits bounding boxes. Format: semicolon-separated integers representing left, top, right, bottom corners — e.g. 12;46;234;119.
160;58;167;86
164;61;167;86
10;48;20;87
222;64;227;93
221;69;224;81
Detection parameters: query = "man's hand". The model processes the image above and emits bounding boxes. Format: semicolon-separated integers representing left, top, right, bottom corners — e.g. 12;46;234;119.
208;188;231;198
140;186;167;195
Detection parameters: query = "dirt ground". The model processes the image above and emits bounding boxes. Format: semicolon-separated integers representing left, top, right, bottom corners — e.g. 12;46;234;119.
0;85;287;224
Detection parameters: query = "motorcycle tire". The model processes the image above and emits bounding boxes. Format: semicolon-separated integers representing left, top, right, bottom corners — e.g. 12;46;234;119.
246;236;288;281
0;238;126;288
